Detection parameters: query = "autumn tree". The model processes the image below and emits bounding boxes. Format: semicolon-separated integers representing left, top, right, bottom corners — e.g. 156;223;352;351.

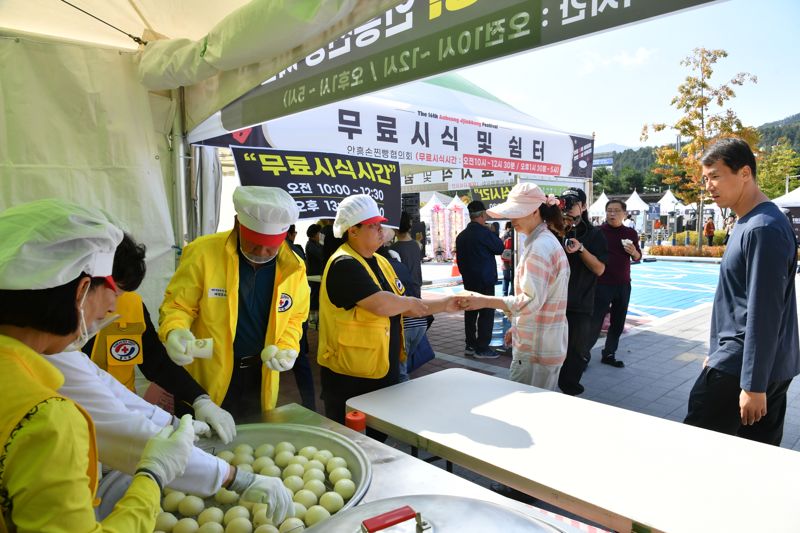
759;138;800;199
641;48;758;249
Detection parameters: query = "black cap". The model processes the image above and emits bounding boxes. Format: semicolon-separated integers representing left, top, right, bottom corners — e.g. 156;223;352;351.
467;200;487;214
560;187;586;204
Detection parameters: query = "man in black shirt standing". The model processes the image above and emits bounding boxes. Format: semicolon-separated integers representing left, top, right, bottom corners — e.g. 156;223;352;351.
455;200;505;358
557;188;608;396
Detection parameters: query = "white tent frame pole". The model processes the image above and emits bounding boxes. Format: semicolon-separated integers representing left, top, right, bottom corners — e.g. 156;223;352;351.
171;87;190;262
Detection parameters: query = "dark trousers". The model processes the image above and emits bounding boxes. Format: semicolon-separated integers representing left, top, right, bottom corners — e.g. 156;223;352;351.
464;282;496;350
706;235;714;246
558;311;594;394
684;367;792;446
292;322;316;411
502;269;514;297
590;283;631;358
320;366;394;441
221;357;263;420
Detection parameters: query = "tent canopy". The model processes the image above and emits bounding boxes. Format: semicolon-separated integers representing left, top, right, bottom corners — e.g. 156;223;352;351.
773;186;800;208
589;191;610;218
658;189;685;214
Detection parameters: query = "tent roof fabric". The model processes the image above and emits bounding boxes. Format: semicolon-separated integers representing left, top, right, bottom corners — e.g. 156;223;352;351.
589;192;609;217
773;186;800;208
625;190;649;211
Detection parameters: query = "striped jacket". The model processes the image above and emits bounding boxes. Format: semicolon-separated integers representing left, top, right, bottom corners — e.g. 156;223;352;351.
502;223;569;366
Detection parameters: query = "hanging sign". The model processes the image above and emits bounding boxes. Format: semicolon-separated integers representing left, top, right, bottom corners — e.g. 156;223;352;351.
221;0;723;129
231;146;401;225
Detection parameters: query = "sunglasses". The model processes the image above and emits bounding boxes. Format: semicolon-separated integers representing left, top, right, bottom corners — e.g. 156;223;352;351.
562;213;581;223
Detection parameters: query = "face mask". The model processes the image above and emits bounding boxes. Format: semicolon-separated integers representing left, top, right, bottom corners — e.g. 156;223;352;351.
64;286;120;351
240;244;277;265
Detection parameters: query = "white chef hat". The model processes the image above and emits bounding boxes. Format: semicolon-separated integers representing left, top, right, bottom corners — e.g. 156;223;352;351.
333;194;388;238
0;199;123;290
233;186;299;246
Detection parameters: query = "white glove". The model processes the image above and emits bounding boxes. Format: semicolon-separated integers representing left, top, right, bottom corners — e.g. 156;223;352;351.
261;345;298;372
239;473;294;524
193;395;236;444
191;419;212;439
165;328;195;366
136;414;195;487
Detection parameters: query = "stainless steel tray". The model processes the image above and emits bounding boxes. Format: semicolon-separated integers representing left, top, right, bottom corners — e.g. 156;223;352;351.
303;494;566;532
197;422;372;512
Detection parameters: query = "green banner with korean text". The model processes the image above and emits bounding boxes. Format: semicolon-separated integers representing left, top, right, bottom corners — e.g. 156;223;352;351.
231;146;401;225
221;0;723;130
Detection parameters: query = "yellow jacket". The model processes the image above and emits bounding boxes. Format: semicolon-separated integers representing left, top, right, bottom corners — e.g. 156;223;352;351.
159;228;309;411
0;335;159;532
90;292;145;392
317;243;405;378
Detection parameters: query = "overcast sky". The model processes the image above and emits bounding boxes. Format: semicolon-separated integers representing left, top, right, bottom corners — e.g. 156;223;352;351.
457;0;798;149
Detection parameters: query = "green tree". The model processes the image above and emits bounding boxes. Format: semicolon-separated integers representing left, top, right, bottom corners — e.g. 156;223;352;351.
619;166;644;193
759;138;800;199
641;47;758;249
592;166;621;195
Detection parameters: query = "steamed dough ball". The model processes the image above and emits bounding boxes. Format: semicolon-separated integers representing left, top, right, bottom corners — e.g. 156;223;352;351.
214;488;239;505
304;505;331;527
231;454;255;466
252;507;272;527
163;491;186;512
328;466;352;485
178;495;205;517
254;443;275;458
303;479;326;499
312;450;333;464
224;517;253;533
233;444;255;456
198;524;224;533
278;518;305;533
283;475;304;493
281;463;305;479
273;450;295;469
287;455;308;467
198;507;224;526
319;491;344;514
325;457;347;473
293;488;318;509
274;441;296;455
303;460;325;473
239;500;255;512
155;512;179;532
297;446;318;460
254;526;279;533
302;469;325;484
223;506;250;526
252;456;275;471
334;478;356;500
173;518;200;533
260;464;282;477
236;464;254;474
293;502;308;522
217;450;236;463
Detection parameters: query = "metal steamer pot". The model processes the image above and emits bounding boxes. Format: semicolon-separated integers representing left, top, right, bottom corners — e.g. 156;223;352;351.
198;422;372;511
304;494;566;533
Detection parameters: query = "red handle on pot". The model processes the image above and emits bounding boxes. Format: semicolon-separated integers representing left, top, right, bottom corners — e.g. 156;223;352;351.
361;505;418;532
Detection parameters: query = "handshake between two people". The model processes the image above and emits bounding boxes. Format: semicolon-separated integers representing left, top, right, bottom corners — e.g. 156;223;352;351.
400;293;494;316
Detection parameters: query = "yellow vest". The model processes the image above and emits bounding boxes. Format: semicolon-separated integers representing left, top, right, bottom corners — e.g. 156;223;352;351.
90;292;145;392
0;336;99;530
317;243;406;378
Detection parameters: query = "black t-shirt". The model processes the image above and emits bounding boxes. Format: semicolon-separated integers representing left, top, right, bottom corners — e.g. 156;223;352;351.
566;224;608;314
326;255;401;381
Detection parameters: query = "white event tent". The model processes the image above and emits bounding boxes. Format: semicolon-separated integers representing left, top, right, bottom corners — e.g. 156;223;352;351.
624;190;650;231
657;189;685;215
0;0;402;310
773;187;800;208
589;191;610;220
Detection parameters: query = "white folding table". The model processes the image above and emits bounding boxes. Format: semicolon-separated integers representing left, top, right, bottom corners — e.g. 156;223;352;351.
347;368;800;533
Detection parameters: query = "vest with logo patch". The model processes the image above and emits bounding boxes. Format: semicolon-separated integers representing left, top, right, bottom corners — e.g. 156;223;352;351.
90;291;145;392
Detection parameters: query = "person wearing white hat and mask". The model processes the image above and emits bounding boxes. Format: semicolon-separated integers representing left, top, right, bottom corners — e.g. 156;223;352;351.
159;186;310;425
0;198;195;532
457;183;570;391
317;195;457;429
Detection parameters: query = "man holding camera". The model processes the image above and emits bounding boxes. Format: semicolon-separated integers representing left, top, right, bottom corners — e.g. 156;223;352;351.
557;188;608;395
